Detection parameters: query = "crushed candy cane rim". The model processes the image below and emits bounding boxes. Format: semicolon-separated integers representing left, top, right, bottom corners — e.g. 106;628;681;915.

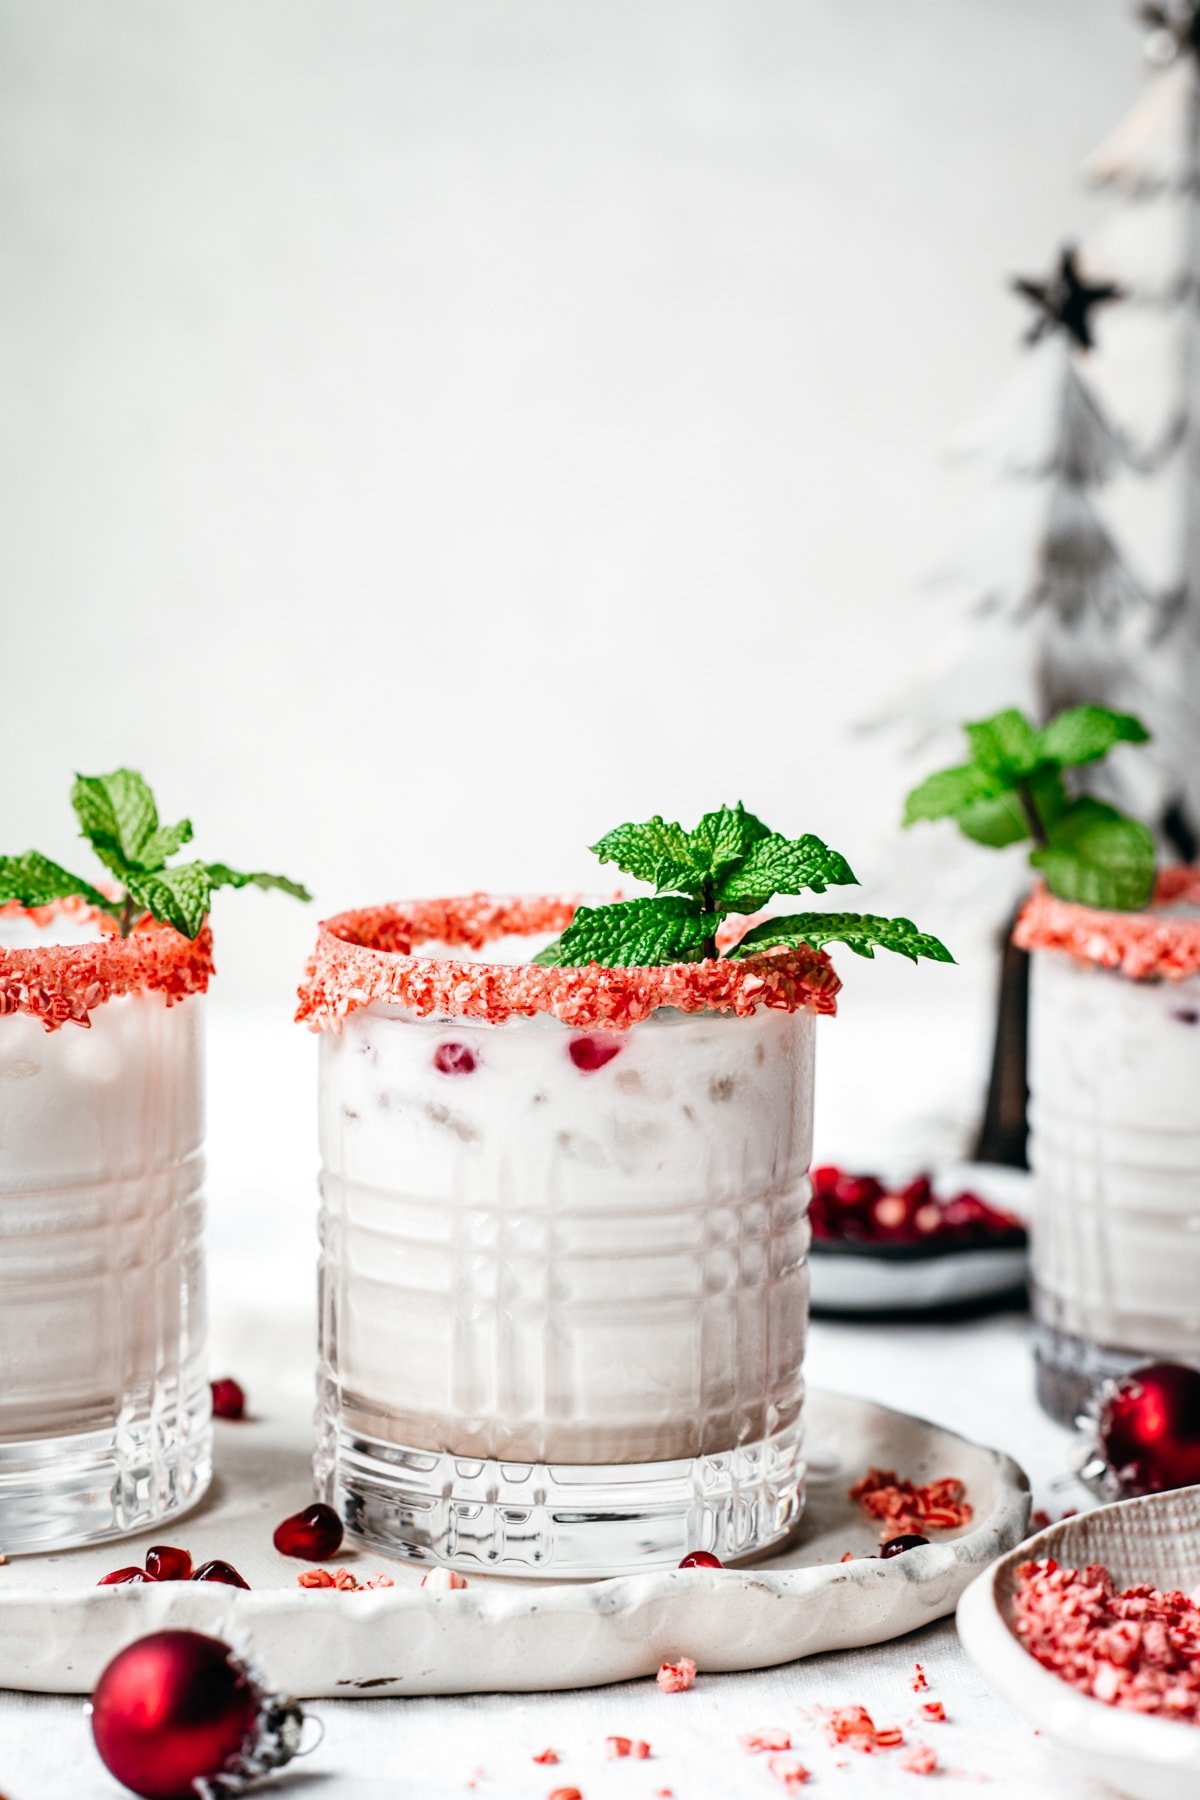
0;897;213;1029
1013;866;1200;981
295;893;841;1031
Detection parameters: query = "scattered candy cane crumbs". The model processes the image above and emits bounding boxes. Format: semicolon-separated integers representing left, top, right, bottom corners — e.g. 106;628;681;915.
421;1566;469;1591
900;1744;939;1775
606;1737;651;1759
823;1705;905;1753
839;1551;855;1563
912;1663;929;1693
739;1728;792;1752
657;1657;697;1693
531;1749;560;1764
296;1568;394;1590
920;1701;947;1723
767;1754;812;1789
1013;1558;1200;1724
849;1468;972;1543
547;1789;583;1800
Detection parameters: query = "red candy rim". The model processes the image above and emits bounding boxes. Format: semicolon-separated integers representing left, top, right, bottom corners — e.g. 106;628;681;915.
1013;867;1200;982
295;893;841;1032
0;897;213;1029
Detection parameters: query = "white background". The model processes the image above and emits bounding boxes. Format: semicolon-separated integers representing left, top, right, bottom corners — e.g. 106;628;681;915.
0;10;1165;1792
0;0;1141;1020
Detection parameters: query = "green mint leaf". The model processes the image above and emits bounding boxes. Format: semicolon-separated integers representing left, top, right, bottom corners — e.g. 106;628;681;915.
686;803;771;881
903;762;1006;826
1030;798;1155;911
532;897;717;968
590;818;706;894
138;818;194;869
716;833;858;911
204;863;312;902
124;862;212;938
955;770;1067;849
1037;705;1151;769
71;769;159;876
964;709;1042;781
0;851;114;913
728;911;955;965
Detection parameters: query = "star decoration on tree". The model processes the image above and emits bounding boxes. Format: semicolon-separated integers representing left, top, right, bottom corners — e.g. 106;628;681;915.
1012;247;1123;352
1138;1;1200;65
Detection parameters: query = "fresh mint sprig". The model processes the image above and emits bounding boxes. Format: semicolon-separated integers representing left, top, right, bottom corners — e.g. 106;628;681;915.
0;767;310;939
534;802;953;968
903;704;1155;911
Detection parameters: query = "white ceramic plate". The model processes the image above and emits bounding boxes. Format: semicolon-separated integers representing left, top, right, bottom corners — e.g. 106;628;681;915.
1;1386;1029;1699
957;1486;1200;1800
810;1162;1031;1315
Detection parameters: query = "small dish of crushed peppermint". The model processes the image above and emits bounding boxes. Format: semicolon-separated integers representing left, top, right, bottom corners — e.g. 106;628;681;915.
958;1488;1200;1800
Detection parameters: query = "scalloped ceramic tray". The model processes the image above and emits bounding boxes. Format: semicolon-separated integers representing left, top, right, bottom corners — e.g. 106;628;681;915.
958;1487;1200;1800
1;1387;1029;1699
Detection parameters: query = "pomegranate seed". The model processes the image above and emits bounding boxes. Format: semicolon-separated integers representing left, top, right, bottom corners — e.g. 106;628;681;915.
210;1377;246;1420
145;1544;192;1581
834;1174;883;1208
568;1034;621;1072
872;1194;910;1233
192;1558;251;1588
97;1566;158;1585
678;1550;723;1569
434;1041;476;1075
810;1164;841;1196
273;1502;344;1561
880;1534;930;1558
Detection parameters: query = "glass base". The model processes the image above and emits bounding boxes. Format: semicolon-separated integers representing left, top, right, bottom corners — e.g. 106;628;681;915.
316;1413;806;1579
0;1397;213;1555
1034;1320;1148;1427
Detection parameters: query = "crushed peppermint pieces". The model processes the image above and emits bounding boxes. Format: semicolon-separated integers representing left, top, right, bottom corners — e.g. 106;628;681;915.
297;1567;395;1590
296;894;841;1034
919;1701;947;1723
0;900;213;1029
739;1729;793;1753
531;1750;560;1764
767;1755;812;1789
421;1566;469;1591
657;1658;697;1693
605;1737;651;1759
547;1789;583;1800
849;1468;973;1543
912;1663;929;1693
1013;1557;1200;1724
900;1744;940;1775
1014;867;1200;982
823;1705;905;1753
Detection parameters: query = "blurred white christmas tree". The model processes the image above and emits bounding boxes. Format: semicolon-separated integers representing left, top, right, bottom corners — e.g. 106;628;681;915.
1077;0;1200;856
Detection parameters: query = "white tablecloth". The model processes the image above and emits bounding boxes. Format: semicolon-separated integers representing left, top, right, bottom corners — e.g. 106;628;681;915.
1;1008;1108;1798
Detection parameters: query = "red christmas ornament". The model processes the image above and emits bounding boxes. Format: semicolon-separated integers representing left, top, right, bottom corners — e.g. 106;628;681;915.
90;1630;305;1799
1093;1362;1200;1497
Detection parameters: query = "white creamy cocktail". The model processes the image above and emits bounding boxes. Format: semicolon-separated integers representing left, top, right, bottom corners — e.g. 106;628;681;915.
1016;870;1200;1423
0;904;212;1552
300;894;840;1577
